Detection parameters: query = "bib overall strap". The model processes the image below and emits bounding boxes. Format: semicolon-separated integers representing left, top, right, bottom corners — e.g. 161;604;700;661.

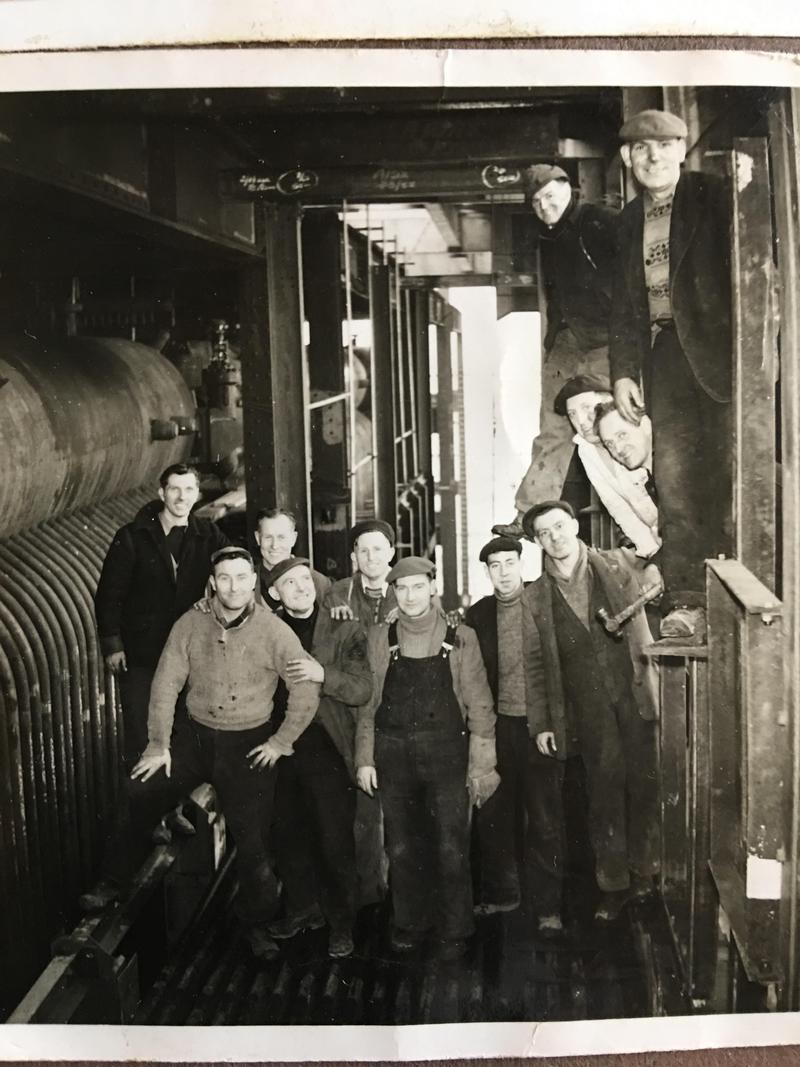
440;624;458;659
387;621;400;661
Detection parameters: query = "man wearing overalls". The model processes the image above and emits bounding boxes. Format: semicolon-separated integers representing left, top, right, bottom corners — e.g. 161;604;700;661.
355;556;499;960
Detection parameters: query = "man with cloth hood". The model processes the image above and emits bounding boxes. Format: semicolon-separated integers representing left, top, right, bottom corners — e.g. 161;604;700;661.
264;556;373;960
355;556;498;960
494;164;618;537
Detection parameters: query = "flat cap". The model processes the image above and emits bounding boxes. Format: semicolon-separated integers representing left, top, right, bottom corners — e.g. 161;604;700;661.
265;556;311;589
553;373;612;416
479;536;522;563
619;109;688;142
386;556;436;583
521;501;576;541
349;518;395;550
524;163;569;196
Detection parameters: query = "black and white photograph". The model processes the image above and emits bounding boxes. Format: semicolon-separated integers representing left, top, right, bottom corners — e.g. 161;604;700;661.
1;16;800;1062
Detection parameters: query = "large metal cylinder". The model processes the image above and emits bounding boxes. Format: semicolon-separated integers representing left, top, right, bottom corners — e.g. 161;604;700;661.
0;335;195;538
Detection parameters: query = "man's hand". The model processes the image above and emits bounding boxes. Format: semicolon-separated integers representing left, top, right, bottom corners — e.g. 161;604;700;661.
444;608;463;629
357;765;378;796
285;657;324;684
131;749;171;782
468;769;501;808
536;731;557;757
330;603;355;621
192;597;213;615
105;650;127;674
247;739;284;770
613;377;644;424
384;606;399;625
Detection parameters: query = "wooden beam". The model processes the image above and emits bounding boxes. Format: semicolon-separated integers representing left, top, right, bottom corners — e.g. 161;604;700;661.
731;138;777;591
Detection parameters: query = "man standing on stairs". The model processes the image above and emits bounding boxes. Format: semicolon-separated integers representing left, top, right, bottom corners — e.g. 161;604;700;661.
95;463;229;782
355;556;499;960
465;536;565;938
493;164;619;538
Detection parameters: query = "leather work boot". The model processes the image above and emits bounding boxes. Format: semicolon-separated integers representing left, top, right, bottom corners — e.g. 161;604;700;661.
78;881;122;914
247;924;281;962
536;914;564;939
491;517;525;540
594;888;630;924
660;606;707;642
267;908;325;940
168;808;196;836
328;930;355;959
473;898;520;917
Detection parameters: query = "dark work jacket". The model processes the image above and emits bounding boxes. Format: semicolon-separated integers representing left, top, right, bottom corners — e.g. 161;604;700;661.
95;500;229;668
521;547;658;761
276;608;373;783
463;583;532;705
609;170;732;402
538;194;619;352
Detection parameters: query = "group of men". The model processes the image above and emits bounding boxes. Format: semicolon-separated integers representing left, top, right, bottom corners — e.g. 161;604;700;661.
81;105;731;966
496;107;732;641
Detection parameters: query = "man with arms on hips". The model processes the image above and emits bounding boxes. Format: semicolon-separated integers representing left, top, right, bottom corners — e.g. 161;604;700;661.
493;163;618;537
610;108;732;638
264;557;373;960
465;537;565;937
325;519;397;625
521;502;660;923
355;556;498;960
555;375;660;559
253;507;331;609
82;546;321;962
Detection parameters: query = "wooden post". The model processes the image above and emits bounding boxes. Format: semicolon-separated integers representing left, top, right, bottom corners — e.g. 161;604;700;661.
371;263;397;530
768;90;800;1010
731;137;777;591
239;203;308;549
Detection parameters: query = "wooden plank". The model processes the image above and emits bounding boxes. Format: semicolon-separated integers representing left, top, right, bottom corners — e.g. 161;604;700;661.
707;557;782;615
769;86;800;1012
731;137;778;591
371;263;397;531
240;204;309;546
659;658;690;988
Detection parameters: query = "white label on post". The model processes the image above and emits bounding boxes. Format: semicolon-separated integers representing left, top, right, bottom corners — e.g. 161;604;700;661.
746;856;782;900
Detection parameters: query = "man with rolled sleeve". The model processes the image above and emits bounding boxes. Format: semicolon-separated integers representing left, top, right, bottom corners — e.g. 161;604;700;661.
610;108;732;637
355;556;498;960
82;547;321;960
264;557;373;959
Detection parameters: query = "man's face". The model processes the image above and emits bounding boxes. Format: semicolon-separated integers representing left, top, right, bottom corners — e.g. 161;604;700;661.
351;532;394;582
394;574;436;618
486;551;523;598
565;390;612;443
211;557;256;612
531;179;572;226
621;138;686;198
533;509;581;561
254;514;298;567
598;409;651;470
158;473;200;522
272;564;317;617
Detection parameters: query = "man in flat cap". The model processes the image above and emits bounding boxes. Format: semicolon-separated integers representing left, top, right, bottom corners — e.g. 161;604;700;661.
494;163;619;538
252;507;331;610
465;537;565;937
355;556;498;960
325;518;397;625
611;108;732;638
555;375;661;559
520;502;660;923
82;546;321;962
264;557;373;959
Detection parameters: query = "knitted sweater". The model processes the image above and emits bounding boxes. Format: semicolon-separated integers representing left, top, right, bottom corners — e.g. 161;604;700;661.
145;599;320;757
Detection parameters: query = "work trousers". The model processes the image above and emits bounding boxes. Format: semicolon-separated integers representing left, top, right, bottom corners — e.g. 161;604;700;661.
102;716;279;925
118;663;187;772
273;723;357;934
376;731;473;942
571;693;659;893
645;326;732;607
515;329;609;514
475;714;565;918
